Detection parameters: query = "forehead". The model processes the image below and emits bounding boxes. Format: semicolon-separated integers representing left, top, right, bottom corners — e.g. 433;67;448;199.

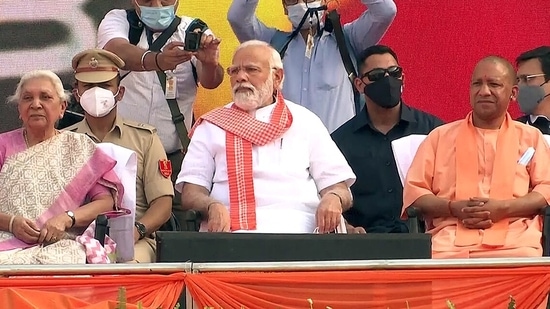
78;78;118;86
362;53;398;72
517;58;543;75
22;78;55;93
232;46;270;65
471;61;509;81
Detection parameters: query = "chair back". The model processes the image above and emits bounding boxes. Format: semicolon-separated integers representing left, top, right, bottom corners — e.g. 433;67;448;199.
391;134;428;186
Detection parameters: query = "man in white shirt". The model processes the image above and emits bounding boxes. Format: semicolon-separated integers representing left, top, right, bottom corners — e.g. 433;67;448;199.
97;0;224;154
227;0;397;133
96;0;224;223
175;40;356;233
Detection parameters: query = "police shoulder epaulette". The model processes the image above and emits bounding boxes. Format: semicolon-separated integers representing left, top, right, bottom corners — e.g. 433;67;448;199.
123;120;157;134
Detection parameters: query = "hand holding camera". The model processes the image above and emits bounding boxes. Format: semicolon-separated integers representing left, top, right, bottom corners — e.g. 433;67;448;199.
186;19;221;66
157;41;194;70
155;19;219;70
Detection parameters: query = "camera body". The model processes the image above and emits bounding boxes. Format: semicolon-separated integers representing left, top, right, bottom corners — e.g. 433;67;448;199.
184;18;209;52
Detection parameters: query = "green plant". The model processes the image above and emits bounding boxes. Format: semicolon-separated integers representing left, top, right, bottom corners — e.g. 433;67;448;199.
115;287;180;309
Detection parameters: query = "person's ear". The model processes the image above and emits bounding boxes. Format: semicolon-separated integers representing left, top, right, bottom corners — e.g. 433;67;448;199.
354;77;364;94
60;100;68;118
72;88;80;103
511;85;519;101
273;68;284;89
115;86;125;101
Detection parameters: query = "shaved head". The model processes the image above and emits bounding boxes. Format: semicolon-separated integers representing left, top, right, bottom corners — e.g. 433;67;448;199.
475;56;517;85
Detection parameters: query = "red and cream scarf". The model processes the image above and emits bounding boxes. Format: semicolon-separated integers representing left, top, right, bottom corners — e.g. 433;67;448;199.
190;92;293;230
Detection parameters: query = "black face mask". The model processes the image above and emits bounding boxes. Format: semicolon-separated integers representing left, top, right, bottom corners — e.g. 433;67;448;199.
364;76;403;109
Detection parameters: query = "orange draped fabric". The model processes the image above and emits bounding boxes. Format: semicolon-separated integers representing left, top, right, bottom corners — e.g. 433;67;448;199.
2;266;550;308
0;288;142;309
0;273;185;309
185;267;550;309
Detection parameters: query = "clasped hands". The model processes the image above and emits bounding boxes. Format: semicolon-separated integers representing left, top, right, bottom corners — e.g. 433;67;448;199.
11;213;71;245
450;197;508;229
158;33;220;70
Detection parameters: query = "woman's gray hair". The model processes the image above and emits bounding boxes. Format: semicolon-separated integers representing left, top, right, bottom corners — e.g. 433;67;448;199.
235;40;285;90
6;70;70;105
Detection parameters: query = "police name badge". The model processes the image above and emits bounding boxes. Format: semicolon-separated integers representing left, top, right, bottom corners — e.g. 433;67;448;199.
165;73;177;100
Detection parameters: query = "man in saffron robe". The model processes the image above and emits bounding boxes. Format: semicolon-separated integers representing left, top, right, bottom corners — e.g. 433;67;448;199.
175;40;356;234
402;56;550;259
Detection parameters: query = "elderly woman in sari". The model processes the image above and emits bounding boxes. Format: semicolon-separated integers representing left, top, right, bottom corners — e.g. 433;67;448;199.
0;70;121;264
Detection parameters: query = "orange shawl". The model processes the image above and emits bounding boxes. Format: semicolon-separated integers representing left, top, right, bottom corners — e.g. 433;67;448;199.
454;112;519;246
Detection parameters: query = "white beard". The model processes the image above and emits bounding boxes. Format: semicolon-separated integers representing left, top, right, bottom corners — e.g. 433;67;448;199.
232;76;274;111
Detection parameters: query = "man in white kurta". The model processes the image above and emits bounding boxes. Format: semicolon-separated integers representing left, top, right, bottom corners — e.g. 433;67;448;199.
175;40;356;234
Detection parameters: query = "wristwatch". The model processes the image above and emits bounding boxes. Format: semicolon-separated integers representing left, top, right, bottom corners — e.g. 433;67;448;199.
135;221;147;240
65;211;76;228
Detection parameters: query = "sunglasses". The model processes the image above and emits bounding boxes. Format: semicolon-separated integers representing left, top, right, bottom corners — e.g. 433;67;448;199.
361;66;403;82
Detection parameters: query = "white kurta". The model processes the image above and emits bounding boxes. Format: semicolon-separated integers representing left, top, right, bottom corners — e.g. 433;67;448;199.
175;100;356;233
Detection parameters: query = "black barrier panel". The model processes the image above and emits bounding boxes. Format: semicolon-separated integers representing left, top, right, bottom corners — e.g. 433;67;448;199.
156;232;432;263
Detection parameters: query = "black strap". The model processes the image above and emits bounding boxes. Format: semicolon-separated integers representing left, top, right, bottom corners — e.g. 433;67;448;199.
276;10;320;59
123;10;191;151
146;17;180;52
126;9;143;46
326;10;362;113
147;16;191;152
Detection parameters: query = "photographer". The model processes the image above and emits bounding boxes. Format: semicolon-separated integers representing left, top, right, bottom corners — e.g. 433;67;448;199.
96;0;224;224
227;0;396;133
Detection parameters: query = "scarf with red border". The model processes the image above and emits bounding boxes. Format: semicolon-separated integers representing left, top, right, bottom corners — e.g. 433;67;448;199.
190;92;293;230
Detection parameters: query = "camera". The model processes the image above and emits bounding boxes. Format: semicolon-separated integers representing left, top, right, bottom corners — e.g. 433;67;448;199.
184;18;209;52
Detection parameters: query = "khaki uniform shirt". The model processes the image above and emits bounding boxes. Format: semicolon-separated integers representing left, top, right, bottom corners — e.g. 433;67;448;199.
66;117;174;220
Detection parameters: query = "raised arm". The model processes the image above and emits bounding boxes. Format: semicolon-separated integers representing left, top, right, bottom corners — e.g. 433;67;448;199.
195;31;224;89
97;10;195;72
343;0;397;54
227;0;278;43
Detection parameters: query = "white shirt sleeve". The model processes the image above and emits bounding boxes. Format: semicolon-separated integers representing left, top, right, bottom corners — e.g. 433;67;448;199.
227;0;278;43
174;122;216;193
97;9;131;48
307;114;357;191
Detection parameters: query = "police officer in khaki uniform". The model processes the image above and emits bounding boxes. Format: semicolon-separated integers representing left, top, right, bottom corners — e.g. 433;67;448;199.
65;49;173;263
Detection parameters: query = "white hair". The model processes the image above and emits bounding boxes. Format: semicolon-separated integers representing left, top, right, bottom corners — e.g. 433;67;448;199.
235;40;285;90
6;70;70;105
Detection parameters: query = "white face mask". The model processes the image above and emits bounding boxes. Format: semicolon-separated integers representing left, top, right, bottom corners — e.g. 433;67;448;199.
79;87;118;118
287;1;323;30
